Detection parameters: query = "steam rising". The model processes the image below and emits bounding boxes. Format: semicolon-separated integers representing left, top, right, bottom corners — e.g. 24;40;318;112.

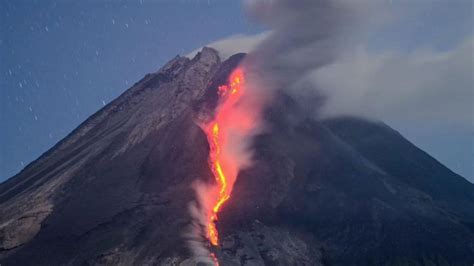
185;197;216;265
242;0;371;115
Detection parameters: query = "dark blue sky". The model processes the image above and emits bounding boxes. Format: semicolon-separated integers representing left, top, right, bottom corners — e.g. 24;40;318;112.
1;0;472;182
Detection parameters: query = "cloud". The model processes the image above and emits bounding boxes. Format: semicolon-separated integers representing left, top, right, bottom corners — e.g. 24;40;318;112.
186;32;269;60
313;37;474;130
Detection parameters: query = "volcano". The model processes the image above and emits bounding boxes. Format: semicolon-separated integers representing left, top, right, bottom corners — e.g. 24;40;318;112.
1;48;473;266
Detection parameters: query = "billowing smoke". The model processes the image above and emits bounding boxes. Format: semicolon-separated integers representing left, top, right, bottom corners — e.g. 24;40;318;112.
184;196;217;265
242;0;374;117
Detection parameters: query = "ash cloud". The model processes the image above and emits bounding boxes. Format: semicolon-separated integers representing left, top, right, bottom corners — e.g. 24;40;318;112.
241;0;377;117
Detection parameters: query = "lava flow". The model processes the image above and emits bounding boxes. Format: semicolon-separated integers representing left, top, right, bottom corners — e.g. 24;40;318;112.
204;68;248;246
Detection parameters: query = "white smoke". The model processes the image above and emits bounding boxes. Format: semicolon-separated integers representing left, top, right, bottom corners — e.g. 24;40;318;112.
187;32;270;60
241;0;378;113
314;37;474;130
184;180;220;265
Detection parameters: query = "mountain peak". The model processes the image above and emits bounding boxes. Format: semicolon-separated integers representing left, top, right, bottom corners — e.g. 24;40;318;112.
193;46;220;68
1;52;473;265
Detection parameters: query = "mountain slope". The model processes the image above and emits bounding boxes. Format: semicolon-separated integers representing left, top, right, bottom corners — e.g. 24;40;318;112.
0;47;223;265
1;48;473;266
216;96;474;265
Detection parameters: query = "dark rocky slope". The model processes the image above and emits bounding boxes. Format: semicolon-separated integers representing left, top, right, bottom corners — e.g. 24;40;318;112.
1;48;473;265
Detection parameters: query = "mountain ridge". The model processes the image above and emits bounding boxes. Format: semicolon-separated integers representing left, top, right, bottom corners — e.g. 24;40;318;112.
1;48;473;265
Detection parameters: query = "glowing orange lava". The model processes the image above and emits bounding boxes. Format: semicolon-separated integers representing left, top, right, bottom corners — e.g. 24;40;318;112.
204;68;246;246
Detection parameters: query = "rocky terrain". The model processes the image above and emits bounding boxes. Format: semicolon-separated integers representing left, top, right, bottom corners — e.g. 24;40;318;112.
1;48;473;265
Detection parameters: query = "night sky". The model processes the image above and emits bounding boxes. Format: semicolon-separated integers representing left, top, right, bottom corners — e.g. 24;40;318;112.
1;0;472;182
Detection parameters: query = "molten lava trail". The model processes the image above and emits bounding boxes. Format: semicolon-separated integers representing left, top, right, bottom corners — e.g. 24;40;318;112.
204;68;245;247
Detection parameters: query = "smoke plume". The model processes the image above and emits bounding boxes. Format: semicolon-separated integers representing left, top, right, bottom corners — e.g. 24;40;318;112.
242;0;373;116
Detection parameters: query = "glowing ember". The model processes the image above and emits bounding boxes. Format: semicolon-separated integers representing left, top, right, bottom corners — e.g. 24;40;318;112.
204;68;246;246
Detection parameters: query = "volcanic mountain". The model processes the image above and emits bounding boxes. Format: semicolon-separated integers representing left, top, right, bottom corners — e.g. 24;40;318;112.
1;48;473;265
